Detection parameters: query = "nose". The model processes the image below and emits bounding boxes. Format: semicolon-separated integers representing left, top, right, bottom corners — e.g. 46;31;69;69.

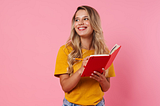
78;19;84;25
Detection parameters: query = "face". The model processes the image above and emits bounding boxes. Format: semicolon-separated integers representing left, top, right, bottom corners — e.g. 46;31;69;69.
74;10;93;38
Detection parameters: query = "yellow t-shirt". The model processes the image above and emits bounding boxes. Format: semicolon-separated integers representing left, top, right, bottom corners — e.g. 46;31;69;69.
54;45;115;105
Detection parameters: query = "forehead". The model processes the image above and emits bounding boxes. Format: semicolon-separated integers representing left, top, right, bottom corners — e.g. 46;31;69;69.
75;10;89;18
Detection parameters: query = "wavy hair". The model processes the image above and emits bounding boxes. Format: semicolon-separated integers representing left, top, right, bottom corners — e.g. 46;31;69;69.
66;5;109;74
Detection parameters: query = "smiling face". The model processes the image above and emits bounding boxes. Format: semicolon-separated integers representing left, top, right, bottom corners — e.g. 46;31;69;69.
74;9;94;38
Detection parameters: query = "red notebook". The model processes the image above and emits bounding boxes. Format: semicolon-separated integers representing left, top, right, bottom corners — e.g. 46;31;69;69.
81;44;121;77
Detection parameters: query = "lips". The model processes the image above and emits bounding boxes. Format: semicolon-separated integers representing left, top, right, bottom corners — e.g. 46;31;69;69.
78;26;87;31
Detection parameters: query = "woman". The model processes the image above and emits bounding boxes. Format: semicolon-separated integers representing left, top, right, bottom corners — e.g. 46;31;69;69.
54;5;115;106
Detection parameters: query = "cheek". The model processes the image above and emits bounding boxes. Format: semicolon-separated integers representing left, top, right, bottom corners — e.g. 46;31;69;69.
85;21;91;26
74;22;78;28
74;23;78;33
85;22;93;31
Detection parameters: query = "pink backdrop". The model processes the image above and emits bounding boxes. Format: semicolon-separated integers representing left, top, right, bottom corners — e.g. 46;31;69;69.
0;0;160;106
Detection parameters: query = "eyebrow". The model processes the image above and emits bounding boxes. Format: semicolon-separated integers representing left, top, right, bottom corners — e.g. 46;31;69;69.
75;16;89;19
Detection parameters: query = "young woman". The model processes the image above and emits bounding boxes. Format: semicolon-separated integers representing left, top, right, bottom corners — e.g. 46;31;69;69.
54;5;115;106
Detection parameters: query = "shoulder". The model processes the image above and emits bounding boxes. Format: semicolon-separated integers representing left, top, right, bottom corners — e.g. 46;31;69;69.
58;44;73;55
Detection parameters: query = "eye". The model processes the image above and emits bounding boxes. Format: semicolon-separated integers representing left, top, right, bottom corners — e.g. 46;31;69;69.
84;18;89;20
75;19;79;22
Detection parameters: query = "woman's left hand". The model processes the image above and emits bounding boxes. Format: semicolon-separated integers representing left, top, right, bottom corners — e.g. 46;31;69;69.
90;68;108;83
90;68;110;92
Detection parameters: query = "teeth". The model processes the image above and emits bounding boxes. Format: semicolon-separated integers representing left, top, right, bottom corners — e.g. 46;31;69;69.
79;27;85;29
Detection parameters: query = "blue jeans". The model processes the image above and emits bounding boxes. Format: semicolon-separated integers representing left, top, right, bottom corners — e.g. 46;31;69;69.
62;98;105;106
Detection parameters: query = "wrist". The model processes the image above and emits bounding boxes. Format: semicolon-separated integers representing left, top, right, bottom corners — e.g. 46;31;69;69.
99;78;107;85
78;70;82;75
78;67;84;75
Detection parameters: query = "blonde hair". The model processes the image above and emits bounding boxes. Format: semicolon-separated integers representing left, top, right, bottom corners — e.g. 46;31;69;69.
66;5;109;74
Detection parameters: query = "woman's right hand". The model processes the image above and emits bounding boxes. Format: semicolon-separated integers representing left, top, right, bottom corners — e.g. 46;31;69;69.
60;56;90;93
79;56;90;74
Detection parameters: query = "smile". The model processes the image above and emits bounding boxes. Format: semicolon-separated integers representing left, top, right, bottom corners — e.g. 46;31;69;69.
78;27;87;31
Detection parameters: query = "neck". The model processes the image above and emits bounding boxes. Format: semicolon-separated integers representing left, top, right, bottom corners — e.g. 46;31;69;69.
81;37;93;50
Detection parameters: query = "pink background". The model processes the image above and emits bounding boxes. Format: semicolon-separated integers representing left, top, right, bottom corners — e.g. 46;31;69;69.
0;0;160;106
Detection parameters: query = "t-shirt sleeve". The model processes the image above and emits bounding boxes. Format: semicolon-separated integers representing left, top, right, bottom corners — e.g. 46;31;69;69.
105;63;116;77
54;45;70;77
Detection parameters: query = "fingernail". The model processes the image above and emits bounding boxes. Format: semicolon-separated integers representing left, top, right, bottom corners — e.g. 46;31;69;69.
94;71;96;73
102;68;105;70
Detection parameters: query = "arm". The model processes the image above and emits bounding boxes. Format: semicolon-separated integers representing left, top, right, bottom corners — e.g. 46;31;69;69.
59;67;83;93
90;69;110;92
59;56;89;93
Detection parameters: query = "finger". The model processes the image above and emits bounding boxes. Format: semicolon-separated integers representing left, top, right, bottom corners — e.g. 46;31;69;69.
105;69;109;77
82;58;87;64
93;71;103;77
84;56;90;60
90;73;101;82
84;61;88;66
90;76;99;82
102;68;106;76
90;73;103;82
83;57;89;66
